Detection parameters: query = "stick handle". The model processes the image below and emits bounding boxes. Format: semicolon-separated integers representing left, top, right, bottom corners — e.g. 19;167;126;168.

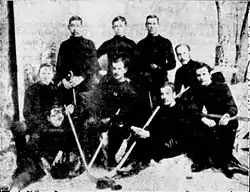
201;113;250;122
148;91;153;109
88;138;105;169
72;88;76;105
64;105;97;182
108;106;160;177
143;106;161;129
175;86;190;99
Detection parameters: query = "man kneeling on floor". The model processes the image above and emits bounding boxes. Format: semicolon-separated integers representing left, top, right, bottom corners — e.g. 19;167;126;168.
8;104;81;192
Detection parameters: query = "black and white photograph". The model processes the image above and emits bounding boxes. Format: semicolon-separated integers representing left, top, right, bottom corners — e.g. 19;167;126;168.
0;0;249;191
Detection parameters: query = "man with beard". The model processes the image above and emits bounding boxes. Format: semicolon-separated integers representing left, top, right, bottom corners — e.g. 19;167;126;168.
97;16;137;79
136;15;176;108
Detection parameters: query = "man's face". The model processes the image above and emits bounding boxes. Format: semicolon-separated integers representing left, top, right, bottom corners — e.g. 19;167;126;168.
176;46;191;65
48;107;64;127
39;66;54;85
112;20;126;37
68;20;82;37
160;86;175;106
196;67;212;87
146;18;159;36
112;61;127;82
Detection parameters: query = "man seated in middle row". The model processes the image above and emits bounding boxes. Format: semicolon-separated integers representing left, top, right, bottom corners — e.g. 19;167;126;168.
94;56;138;169
130;82;193;164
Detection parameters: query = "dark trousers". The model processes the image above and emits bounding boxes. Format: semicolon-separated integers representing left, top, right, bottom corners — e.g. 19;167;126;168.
107;125;129;166
187;121;237;168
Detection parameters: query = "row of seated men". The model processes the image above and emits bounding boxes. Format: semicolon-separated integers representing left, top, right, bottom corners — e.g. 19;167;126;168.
7;55;239;191
5;15;241;191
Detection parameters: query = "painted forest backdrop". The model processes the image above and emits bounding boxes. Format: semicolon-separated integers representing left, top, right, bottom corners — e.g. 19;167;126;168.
0;0;249;146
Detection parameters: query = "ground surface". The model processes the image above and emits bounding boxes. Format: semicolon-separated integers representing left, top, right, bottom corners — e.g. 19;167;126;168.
0;82;249;192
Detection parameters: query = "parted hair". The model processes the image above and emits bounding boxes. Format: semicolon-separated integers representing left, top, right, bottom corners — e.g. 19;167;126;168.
196;62;212;73
38;63;53;74
161;82;175;93
69;15;82;25
111;56;130;69
112;16;127;25
146;14;159;24
175;44;191;53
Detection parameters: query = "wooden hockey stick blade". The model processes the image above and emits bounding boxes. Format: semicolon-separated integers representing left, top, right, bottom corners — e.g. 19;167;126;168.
106;106;161;178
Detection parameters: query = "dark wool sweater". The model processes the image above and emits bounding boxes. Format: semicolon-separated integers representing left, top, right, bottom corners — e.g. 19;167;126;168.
174;60;201;94
23;82;59;134
96;76;137;127
97;35;137;75
55;36;99;91
136;34;176;85
196;82;238;118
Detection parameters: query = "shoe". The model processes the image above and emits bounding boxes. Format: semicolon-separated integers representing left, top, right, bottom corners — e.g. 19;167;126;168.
191;163;210;172
12;166;25;180
221;167;234;179
0;184;10;192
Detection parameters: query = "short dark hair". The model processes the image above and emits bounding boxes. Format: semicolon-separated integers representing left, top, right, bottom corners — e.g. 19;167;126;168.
161;82;175;93
45;105;63;118
111;57;130;69
146;14;159;24
38;63;53;74
69;16;82;25
175;44;191;53
112;16;127;26
196;62;212;73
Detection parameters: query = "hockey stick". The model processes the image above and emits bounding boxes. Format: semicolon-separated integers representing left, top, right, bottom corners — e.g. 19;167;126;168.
88;109;121;169
107;105;160;178
201;113;250;122
64;105;121;189
115;86;190;163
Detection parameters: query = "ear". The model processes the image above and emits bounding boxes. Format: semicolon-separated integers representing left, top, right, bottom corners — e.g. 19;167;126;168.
47;115;51;122
173;91;176;98
124;67;128;73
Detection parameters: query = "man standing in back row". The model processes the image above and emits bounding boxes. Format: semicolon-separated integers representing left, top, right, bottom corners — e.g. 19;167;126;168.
55;16;99;106
136;15;176;108
97;16;137;79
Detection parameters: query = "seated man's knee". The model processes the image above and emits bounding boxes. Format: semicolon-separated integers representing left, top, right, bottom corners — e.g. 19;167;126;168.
10;121;27;136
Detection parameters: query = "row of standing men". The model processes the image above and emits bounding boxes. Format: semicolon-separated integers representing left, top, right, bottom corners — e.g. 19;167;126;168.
7;14;239;191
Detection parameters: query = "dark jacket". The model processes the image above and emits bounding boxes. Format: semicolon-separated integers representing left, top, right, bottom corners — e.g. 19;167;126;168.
174;60;201;94
23;82;59;135
95;76;137;130
97;35;137;76
174;60;226;94
55;36;99;91
148;103;184;147
136;34;176;87
195;81;238;121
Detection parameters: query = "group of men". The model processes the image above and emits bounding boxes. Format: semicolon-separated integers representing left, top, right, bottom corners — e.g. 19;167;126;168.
5;14;240;191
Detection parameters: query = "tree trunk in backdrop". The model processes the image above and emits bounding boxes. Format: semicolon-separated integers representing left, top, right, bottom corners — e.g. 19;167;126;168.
215;1;249;75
